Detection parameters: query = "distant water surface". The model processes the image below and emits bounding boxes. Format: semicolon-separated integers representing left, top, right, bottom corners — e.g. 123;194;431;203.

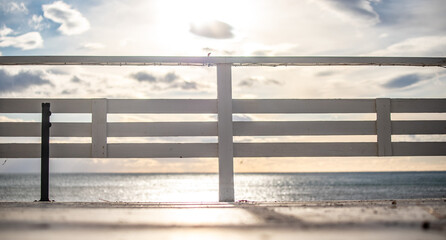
1;172;445;202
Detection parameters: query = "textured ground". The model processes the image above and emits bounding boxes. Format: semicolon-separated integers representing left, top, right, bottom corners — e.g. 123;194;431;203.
1;199;445;240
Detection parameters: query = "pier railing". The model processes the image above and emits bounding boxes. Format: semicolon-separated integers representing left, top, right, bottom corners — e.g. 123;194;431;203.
1;56;446;202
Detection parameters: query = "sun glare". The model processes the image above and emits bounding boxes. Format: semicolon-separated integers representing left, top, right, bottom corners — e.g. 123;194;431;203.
154;0;257;54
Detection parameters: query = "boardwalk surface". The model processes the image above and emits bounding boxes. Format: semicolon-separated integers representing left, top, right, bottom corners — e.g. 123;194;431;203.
1;199;445;239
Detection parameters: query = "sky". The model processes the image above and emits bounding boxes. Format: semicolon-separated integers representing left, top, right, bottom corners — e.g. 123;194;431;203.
0;0;445;173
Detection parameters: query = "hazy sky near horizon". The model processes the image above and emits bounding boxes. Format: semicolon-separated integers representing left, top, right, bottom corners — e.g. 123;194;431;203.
0;0;446;173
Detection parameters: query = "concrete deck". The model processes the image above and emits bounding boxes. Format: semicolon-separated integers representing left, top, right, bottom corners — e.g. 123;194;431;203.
1;199;445;240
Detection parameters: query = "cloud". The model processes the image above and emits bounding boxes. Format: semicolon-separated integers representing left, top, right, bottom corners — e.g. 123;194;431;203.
0;69;52;93
238;78;258;87
43;1;90;35
382;74;422;89
80;42;105;50
238;77;283;88
190;20;234;39
131;72;156;83
0;31;43;50
169;81;198;90
4;2;28;14
0;25;13;36
130;71;199;90
71;76;82;83
28;15;46;30
47;68;70;75
317;0;381;26
371;36;446;56
162;72;178;83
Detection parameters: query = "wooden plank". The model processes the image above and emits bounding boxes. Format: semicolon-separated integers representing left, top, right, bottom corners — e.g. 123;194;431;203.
108;99;217;113
391;99;446;113
392;121;446;134
233;121;376;136
376;98;392;156
393;142;446;156
92;99;107;158
234;143;377;157
1;56;445;67
108;122;217;137
0;122;91;137
107;143;217;158
217;64;234;202
0;99;92;113
0;143;91;158
233;99;376;113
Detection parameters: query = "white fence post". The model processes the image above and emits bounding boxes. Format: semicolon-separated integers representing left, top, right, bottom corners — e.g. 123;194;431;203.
217;64;235;202
376;98;392;156
92;99;107;158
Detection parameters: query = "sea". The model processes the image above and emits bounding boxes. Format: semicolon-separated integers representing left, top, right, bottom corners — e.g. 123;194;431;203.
1;172;445;202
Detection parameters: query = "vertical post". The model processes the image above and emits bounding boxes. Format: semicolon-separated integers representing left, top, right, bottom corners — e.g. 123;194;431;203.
217;64;235;202
376;98;392;156
92;99;107;158
40;103;51;202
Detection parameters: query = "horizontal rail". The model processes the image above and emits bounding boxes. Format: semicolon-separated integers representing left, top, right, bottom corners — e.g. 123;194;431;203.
391;99;446;113
108;122;217;137
392;142;446;156
233;121;376;136
392;121;446;134
0;123;91;137
3;142;445;158
2;98;444;114
0;56;445;67
233;99;376;113
234;143;377;157
4;121;443;137
108;99;217;113
0;143;91;158
0;99;93;113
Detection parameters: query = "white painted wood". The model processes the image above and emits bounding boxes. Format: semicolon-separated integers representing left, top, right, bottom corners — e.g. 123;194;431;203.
234;121;376;136
1;56;444;67
0;143;91;158
392;121;446;134
234;143;378;157
92;99;107;158
0;123;91;137
0;99;92;113
376;98;392;156
107;143;217;158
393;142;446;156
108;122;217;137
217;64;234;202
233;99;376;113
108;99;217;113
391;99;446;113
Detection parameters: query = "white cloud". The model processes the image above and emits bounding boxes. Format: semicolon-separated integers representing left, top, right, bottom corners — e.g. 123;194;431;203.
28;15;45;30
371;36;446;56
81;42;105;50
0;25;13;36
315;0;381;26
0;31;43;50
189;20;234;39
43;1;90;36
5;2;28;14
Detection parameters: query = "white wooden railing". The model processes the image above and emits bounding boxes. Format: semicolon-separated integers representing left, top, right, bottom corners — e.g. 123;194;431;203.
1;56;445;202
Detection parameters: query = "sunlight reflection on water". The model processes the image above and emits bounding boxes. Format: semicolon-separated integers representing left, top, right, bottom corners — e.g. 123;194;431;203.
1;172;445;202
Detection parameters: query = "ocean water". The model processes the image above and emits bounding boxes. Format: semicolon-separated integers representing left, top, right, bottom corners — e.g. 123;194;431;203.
1;172;445;202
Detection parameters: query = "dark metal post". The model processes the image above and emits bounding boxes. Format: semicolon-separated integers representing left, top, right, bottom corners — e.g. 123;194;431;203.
40;103;51;202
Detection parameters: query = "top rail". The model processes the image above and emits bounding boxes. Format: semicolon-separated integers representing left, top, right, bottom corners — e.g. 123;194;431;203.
0;56;445;67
